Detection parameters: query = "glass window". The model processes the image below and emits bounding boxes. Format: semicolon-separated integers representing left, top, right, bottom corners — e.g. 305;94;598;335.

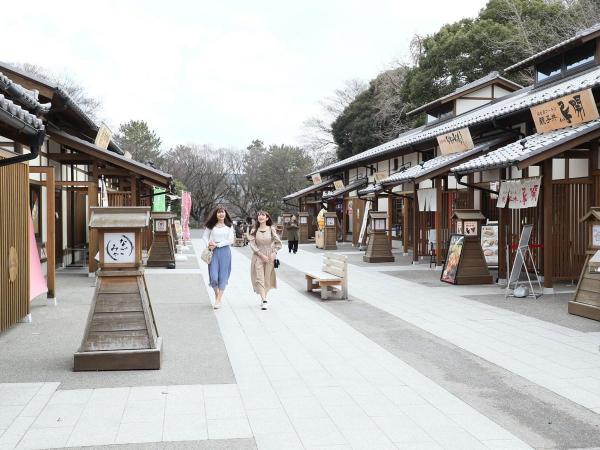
552;158;566;180
568;158;588;178
537;54;562;82
393;158;398;171
565;41;596;71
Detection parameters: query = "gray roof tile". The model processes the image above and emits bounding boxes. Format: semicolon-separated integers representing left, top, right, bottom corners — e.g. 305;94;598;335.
452;118;600;173
0;71;51;115
505;23;600;73
313;65;600;176
0;92;44;131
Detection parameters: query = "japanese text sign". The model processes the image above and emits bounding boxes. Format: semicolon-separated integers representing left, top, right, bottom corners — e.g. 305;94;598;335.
94;123;112;150
104;232;136;264
530;89;599;133
312;173;322;185
437;127;474;154
333;180;345;190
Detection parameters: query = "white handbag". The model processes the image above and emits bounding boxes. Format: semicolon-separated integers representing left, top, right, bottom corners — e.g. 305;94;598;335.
201;230;213;264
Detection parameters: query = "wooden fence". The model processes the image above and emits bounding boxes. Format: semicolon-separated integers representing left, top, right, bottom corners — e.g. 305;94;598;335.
0;157;29;332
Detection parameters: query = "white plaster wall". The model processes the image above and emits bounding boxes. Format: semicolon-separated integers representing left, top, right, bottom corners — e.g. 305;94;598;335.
456;98;490;115
378;197;388;212
494;86;512;98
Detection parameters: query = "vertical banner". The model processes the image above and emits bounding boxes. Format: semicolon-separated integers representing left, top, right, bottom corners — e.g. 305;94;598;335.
153;187;166;212
29;211;47;301
181;191;192;242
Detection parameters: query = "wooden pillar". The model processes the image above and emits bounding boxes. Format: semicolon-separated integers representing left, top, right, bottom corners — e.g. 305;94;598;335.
29;167;56;299
388;196;393;242
130;175;137;206
88;164;99;273
542;159;553;290
412;190;419;262
591;140;598;205
435;179;443;266
403;196;409;254
467;173;475;208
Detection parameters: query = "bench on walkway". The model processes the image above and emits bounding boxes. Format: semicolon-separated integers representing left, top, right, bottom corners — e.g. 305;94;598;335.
305;254;348;300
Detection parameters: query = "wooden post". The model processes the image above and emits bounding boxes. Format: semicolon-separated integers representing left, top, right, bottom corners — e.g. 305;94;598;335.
130;175;137;206
591;140;598;205
29;167;56;299
413;190;419;263
403;196;409;255
88;164;99;273
542;159;553;291
435;179;443;266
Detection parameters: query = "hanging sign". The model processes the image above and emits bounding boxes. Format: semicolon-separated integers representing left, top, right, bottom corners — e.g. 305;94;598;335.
530;89;599;133
333;180;345;190
94;123;112;150
153;187;166;212
373;171;387;183
437;127;474;154
312;173;322;185
496;178;541;209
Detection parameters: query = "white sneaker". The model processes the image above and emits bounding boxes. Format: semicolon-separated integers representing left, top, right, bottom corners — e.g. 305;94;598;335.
261;300;268;310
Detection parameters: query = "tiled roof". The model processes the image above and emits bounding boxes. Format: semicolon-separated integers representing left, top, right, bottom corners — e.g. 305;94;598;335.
505;23;600;73
379;136;509;186
0;72;50;115
452;119;600;174
408;71;522;116
357;183;383;196
0;92;44;131
282;178;336;201
312;65;600;176
322;177;368;200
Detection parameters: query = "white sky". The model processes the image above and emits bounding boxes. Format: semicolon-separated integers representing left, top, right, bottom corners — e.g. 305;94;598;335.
3;0;487;150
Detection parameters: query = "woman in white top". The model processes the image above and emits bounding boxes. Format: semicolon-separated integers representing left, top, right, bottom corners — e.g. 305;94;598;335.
202;205;235;309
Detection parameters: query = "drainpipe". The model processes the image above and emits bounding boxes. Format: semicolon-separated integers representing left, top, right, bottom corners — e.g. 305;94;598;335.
0;129;45;168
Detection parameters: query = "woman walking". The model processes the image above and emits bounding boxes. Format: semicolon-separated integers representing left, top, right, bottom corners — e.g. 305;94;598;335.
248;210;282;310
202;206;234;309
286;214;299;254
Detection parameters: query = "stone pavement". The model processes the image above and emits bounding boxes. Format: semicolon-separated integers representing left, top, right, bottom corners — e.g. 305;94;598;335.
0;236;599;449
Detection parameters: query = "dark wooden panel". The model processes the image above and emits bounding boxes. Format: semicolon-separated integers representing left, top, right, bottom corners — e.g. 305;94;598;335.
90;312;147;332
95;296;143;313
99;277;140;293
82;330;150;351
74;338;162;371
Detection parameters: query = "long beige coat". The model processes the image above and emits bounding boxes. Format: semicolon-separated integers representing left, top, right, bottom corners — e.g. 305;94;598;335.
248;226;282;296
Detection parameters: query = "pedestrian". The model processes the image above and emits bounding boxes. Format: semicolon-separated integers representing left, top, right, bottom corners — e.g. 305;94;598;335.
202;205;234;309
248;210;282;310
286;214;299;254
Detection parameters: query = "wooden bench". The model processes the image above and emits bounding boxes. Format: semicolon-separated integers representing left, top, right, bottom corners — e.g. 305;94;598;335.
305;254;348;300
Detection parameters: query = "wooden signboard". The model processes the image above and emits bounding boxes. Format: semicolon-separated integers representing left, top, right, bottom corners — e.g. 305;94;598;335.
147;212;176;269
530;89;599;134
94;123;112;150
323;212;337;250
437;127;474;154
333;180;345;190
373;171;387;183
312;173;322;185
363;211;394;263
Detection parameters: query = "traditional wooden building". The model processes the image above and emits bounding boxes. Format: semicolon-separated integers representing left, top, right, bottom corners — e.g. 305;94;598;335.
288;23;600;302
0;63;173;330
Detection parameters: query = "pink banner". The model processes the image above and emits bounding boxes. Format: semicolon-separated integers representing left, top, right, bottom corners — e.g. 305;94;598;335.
29;211;47;301
181;191;192;242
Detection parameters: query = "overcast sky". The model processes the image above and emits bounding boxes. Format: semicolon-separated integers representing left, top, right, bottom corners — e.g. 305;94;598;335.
3;0;486;150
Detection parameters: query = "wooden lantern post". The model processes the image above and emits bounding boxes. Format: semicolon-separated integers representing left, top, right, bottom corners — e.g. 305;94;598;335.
74;206;162;371
569;207;600;321
448;209;493;285
147;212;176;269
323;212;338;250
299;212;311;244
363;211;395;263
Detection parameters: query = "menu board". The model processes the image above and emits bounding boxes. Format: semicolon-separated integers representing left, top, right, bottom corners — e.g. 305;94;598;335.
441;234;465;284
481;225;498;266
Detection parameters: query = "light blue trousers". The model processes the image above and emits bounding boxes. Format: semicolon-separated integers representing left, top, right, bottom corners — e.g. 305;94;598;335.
208;246;232;290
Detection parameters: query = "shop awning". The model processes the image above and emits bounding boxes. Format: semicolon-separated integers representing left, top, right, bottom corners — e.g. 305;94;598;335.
380;135;511;186
452;118;600;175
47;127;173;188
282;178;337;201
322;177;368;200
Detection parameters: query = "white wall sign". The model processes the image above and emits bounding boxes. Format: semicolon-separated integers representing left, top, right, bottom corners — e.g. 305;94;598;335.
155;219;167;232
104;232;136;264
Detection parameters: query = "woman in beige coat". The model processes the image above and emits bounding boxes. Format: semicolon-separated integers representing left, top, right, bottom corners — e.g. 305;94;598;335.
248;210;282;310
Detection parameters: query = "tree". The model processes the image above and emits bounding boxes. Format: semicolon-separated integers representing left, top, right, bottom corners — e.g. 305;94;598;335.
115;120;163;166
13;63;102;119
301;79;367;167
162;144;231;222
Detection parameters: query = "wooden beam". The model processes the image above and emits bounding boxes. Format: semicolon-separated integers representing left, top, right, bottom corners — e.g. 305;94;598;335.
98;168;132;177
47;153;93;163
29;167;56;299
55;181;94;187
403;196;409;255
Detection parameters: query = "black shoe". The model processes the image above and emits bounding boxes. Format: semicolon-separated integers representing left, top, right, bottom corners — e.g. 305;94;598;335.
261;301;268;310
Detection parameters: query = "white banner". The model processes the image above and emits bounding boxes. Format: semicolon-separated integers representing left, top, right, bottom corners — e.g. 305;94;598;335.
497;177;541;209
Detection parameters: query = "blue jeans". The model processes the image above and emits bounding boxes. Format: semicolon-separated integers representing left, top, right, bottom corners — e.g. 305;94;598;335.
208;246;232;290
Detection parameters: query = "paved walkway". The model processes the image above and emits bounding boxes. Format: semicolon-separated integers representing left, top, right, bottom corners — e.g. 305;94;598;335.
1;237;599;449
